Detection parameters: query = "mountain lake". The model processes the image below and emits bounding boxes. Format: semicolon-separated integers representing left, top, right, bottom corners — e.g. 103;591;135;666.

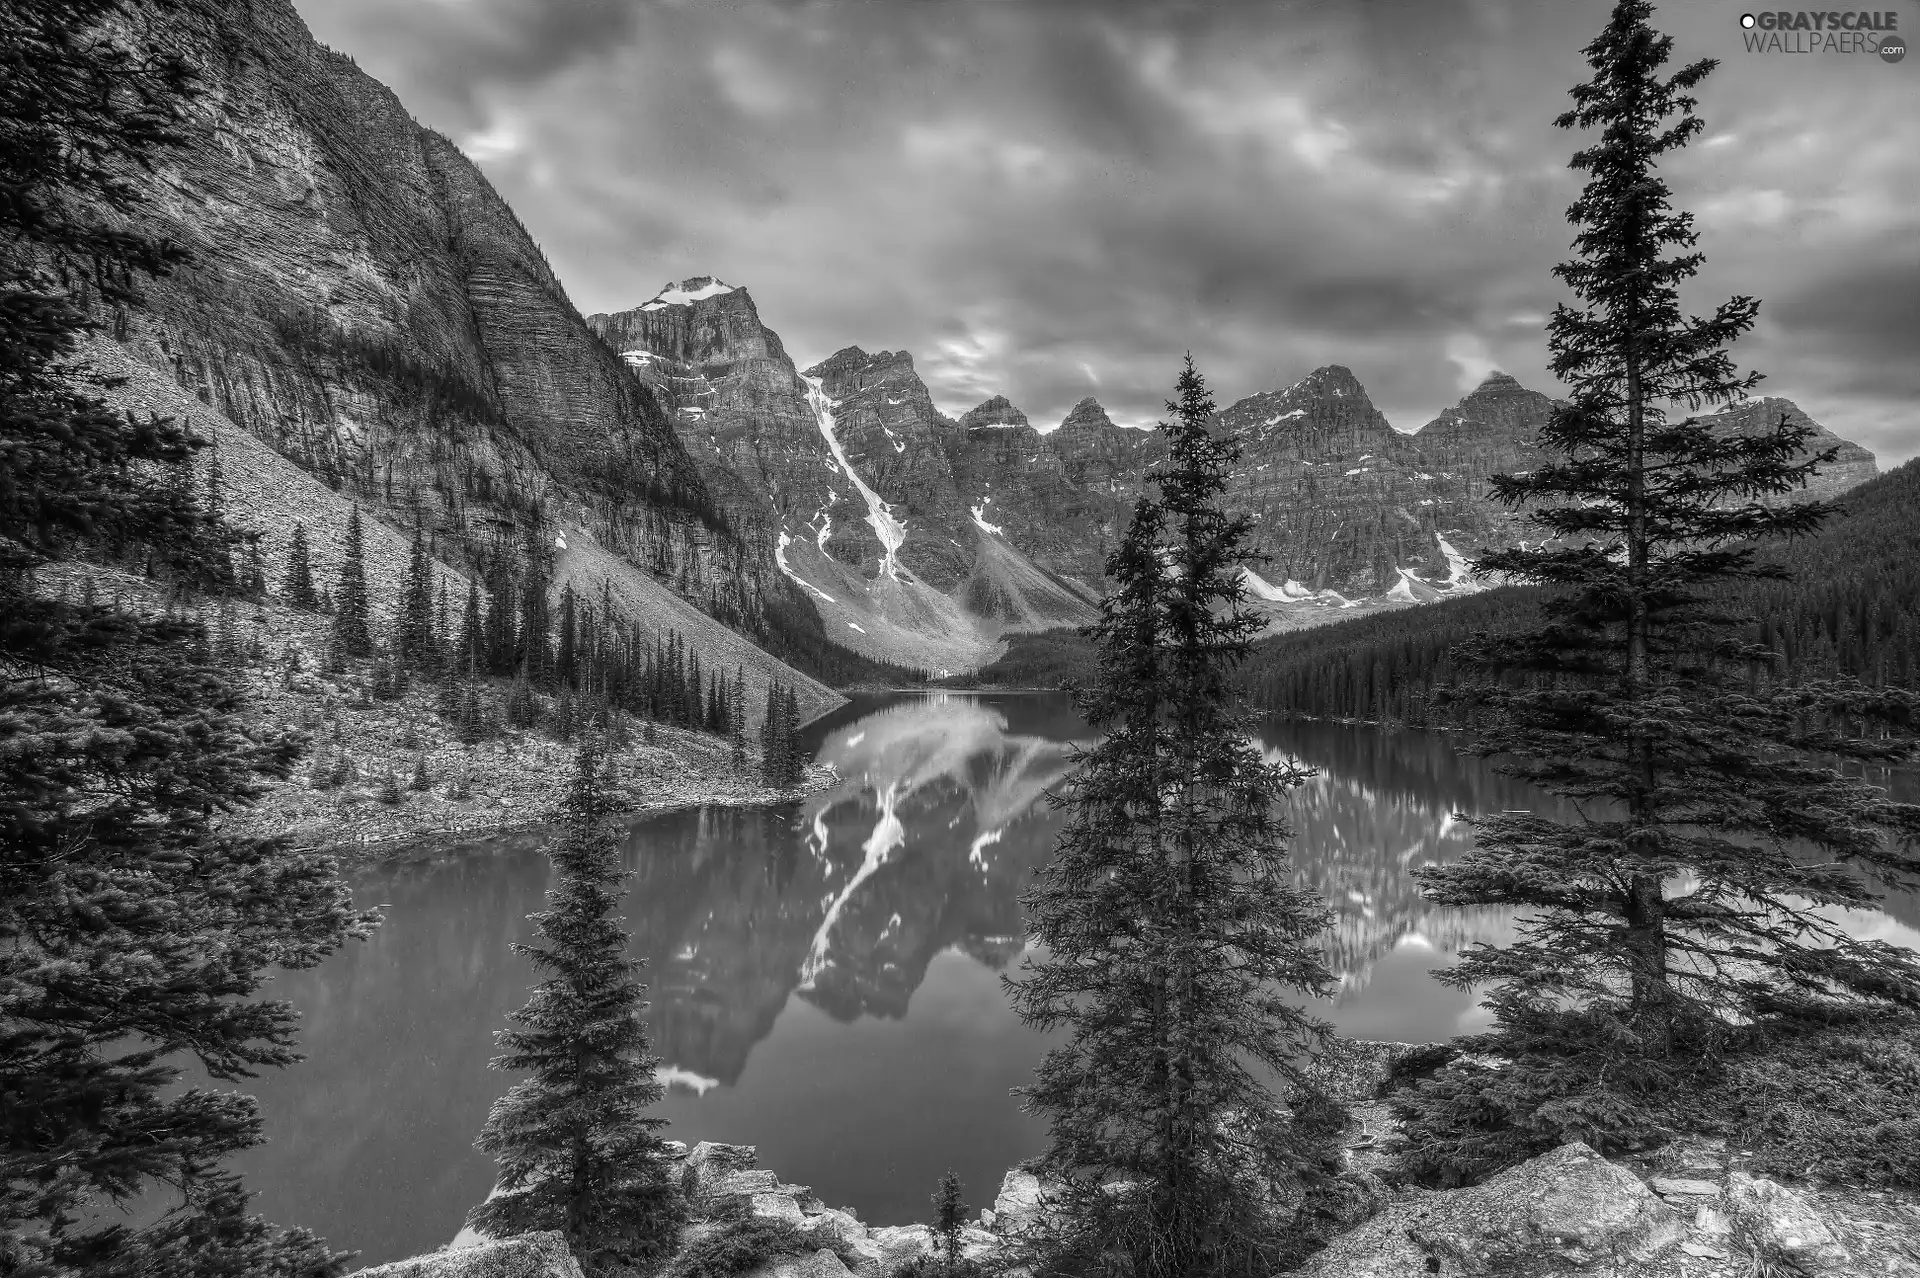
215;691;1920;1268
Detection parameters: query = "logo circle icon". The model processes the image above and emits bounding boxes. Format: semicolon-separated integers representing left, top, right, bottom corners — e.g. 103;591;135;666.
1882;34;1908;62
1740;12;1756;27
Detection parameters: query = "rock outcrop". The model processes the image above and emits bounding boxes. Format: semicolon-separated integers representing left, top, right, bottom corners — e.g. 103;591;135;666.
352;1231;582;1278
382;1035;1917;1278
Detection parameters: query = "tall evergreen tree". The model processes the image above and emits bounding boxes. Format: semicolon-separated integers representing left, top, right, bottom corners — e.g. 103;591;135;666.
0;6;375;1272
1006;359;1345;1278
555;581;577;691
1393;0;1920;1188
467;744;684;1274
760;680;780;786
396;522;434;674
458;577;483;672
728;666;746;773
779;686;803;786
331;507;372;658
484;552;517;677
517;529;552;688
930;1172;969;1278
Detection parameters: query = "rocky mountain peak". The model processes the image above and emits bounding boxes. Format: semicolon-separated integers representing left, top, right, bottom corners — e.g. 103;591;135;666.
1057;397;1117;435
639;276;738;311
960;395;1030;431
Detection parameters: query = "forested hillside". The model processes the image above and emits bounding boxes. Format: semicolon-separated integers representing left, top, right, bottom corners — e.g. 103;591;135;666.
1240;456;1920;723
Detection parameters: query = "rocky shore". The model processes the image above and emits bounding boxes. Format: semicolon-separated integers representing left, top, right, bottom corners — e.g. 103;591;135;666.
350;1037;1920;1278
29;562;836;861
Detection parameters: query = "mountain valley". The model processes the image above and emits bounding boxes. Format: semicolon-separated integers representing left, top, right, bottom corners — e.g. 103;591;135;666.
79;0;1880;686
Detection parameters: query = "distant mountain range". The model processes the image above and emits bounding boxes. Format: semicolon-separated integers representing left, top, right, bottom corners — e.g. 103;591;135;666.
84;0;1879;684
590;278;1877;672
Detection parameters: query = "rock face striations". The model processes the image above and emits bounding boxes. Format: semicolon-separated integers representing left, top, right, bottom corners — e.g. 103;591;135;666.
92;0;840;716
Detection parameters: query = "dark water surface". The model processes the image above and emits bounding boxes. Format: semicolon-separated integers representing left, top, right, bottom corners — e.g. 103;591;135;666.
228;692;1920;1266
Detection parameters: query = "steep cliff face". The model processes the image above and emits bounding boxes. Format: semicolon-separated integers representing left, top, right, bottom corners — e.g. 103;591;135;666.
1050;397;1164;495
1214;365;1438;596
94;0;839;710
803;347;972;592
588;279;834;549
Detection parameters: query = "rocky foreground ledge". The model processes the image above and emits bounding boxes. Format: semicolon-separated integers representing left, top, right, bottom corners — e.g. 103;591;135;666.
348;1038;1920;1278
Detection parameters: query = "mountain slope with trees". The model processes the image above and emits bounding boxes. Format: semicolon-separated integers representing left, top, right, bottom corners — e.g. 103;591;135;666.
1238;454;1920;725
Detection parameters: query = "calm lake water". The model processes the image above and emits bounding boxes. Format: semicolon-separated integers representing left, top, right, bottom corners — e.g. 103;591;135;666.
226;692;1920;1268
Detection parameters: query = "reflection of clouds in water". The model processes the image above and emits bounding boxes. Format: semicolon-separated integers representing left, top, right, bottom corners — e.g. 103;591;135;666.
808;695;1087;836
795;696;1091;996
656;1064;721;1096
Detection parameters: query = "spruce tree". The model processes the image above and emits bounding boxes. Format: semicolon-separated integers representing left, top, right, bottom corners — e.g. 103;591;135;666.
484;555;517;677
931;1172;969;1277
518;529;552;688
760;681;779;785
242;532;267;596
0;6;374;1271
1393;0;1920;1188
397;522;434;674
728;666;746;773
331;507;372;658
458;577;483;672
555;581;577;691
282;523;318;609
467;743;684;1273
1005;358;1344;1278
780;686;803;786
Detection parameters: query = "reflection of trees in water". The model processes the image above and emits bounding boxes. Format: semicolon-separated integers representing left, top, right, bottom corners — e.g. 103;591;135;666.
1259;723;1568;1003
304;702;1918;1100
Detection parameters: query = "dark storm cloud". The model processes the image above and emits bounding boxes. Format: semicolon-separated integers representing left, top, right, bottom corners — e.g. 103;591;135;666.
291;0;1918;462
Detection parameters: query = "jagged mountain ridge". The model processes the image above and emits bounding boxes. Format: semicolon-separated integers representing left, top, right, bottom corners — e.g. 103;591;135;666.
90;0;843;719
588;288;1123;672
93;0;1883;691
595;276;1879;665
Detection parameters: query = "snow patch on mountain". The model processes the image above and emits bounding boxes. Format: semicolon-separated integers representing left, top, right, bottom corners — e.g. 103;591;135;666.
803;373;907;580
775;531;837;604
639;277;735;310
971;498;1003;536
1239;566;1313;602
1435;535;1473;587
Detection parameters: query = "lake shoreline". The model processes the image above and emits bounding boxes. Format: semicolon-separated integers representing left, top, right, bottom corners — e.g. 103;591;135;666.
306;760;844;865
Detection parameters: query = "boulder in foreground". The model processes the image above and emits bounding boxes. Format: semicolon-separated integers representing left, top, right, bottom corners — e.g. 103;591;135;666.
350;1231;582;1278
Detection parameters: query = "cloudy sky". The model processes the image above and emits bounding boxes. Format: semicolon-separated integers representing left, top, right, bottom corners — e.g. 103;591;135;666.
293;0;1917;464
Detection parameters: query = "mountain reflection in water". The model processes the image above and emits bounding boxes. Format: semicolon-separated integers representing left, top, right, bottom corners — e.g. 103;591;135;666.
231;691;1920;1268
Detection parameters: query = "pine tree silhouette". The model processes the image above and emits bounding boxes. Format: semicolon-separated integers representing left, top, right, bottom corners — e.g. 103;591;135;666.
1393;0;1920;1188
1006;358;1345;1278
283;522;318;609
467;744;684;1271
331;507;373;658
0;9;373;1269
